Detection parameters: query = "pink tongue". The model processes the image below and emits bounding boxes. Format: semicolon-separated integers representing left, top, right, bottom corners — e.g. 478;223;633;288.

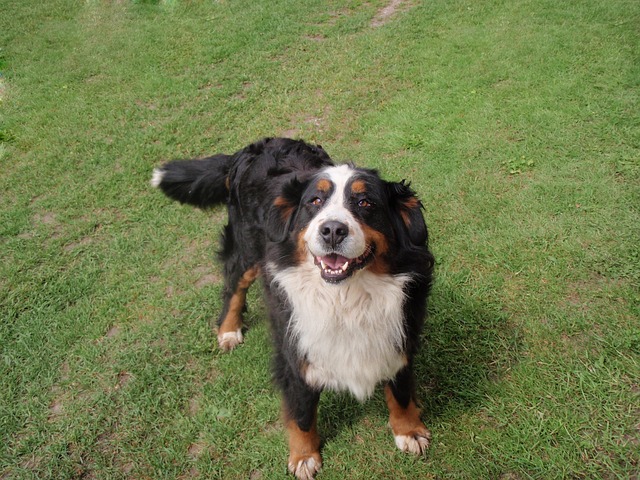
321;254;348;269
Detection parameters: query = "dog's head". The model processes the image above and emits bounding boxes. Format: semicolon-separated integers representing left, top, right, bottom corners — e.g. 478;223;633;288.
271;164;428;283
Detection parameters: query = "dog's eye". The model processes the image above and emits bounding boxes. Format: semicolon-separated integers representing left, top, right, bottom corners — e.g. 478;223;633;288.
310;197;324;206
358;199;373;208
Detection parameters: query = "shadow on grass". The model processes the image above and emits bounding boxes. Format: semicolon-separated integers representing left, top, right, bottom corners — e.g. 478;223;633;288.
416;283;521;421
315;280;521;440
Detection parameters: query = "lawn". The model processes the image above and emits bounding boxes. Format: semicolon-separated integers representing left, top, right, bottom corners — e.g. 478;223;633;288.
0;0;638;478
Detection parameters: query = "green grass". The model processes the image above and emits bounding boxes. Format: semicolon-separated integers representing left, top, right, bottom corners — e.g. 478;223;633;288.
1;0;638;478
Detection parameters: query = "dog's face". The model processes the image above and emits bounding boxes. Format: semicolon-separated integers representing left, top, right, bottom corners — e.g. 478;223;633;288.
272;164;427;283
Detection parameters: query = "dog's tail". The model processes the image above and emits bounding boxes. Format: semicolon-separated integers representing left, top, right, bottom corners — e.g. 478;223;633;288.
151;154;233;208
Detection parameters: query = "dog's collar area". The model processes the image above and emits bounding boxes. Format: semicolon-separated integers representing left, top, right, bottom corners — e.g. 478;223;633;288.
313;244;375;283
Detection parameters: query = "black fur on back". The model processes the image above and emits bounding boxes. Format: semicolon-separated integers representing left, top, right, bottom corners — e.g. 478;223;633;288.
152;138;333;211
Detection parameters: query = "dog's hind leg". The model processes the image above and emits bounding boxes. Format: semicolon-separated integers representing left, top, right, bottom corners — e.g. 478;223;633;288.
216;264;260;351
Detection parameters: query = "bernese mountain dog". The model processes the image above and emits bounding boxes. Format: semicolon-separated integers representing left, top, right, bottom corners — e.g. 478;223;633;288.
151;138;434;479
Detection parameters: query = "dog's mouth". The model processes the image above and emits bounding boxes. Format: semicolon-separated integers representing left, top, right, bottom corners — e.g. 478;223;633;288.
313;245;375;283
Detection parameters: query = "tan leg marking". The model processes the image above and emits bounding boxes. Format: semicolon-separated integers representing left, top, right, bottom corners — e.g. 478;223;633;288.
384;384;431;455
217;266;260;351
285;410;321;480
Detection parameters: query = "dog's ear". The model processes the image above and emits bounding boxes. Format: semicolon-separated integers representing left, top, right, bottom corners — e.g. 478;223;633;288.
386;180;428;247
268;177;308;242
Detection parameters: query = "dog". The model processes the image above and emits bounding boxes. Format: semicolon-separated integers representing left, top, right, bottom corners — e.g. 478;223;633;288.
151;138;434;479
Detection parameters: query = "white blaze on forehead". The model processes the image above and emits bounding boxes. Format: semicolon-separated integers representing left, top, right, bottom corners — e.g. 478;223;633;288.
303;165;367;259
322;164;353;214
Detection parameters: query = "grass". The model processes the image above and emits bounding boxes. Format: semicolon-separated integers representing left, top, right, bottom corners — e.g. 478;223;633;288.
0;0;638;478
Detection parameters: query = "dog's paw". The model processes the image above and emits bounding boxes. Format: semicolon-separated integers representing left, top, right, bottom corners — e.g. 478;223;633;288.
217;329;243;351
394;428;431;455
288;453;322;480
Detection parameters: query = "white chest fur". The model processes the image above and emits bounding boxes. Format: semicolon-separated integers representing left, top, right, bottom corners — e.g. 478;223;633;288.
268;260;411;401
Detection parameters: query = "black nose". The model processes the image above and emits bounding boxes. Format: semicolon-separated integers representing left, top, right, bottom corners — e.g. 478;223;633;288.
320;221;349;247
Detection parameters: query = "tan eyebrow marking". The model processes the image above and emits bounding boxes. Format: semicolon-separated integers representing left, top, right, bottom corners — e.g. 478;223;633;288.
351;179;367;194
316;178;332;192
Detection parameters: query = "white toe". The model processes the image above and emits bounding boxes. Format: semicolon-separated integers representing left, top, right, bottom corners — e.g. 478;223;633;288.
218;329;243;351
394;433;430;455
288;457;320;480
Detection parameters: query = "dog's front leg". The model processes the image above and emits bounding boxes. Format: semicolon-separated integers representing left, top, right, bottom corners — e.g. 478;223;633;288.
282;380;322;480
385;366;431;455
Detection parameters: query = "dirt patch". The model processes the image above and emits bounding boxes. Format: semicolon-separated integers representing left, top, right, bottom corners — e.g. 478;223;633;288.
105;325;120;338
371;0;413;27
562;273;626;312
19;454;43;471
195;273;220;289
233;81;253;101
281;106;331;139
163;283;186;299
250;470;264;480
34;212;57;225
280;128;300;138
187;396;200;416
193;265;221;288
64;235;93;252
303;114;325;128
48;399;64;417
94;425;137;476
21;211;65;240
177;467;200;480
205;365;222;383
120;462;134;475
59;362;70;384
114;371;132;390
135;99;158;111
303;34;326;42
187;441;206;459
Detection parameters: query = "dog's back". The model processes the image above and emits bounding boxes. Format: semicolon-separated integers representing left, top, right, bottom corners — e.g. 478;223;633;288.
152;137;333;211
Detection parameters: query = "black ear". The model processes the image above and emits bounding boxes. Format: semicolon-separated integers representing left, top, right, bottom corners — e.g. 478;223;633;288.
387;180;428;246
267;177;308;243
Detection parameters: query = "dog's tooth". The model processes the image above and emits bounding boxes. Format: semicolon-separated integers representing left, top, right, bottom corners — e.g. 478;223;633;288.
343;261;349;271
320;260;326;270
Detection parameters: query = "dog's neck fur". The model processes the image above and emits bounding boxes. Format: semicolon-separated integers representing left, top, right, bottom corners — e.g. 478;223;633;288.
268;258;410;401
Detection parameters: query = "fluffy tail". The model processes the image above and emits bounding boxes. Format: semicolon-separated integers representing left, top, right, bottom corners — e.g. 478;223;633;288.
151;154;233;208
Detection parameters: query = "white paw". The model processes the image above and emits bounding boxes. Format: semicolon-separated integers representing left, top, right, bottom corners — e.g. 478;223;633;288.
217;329;243;351
288;455;321;480
394;431;431;455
